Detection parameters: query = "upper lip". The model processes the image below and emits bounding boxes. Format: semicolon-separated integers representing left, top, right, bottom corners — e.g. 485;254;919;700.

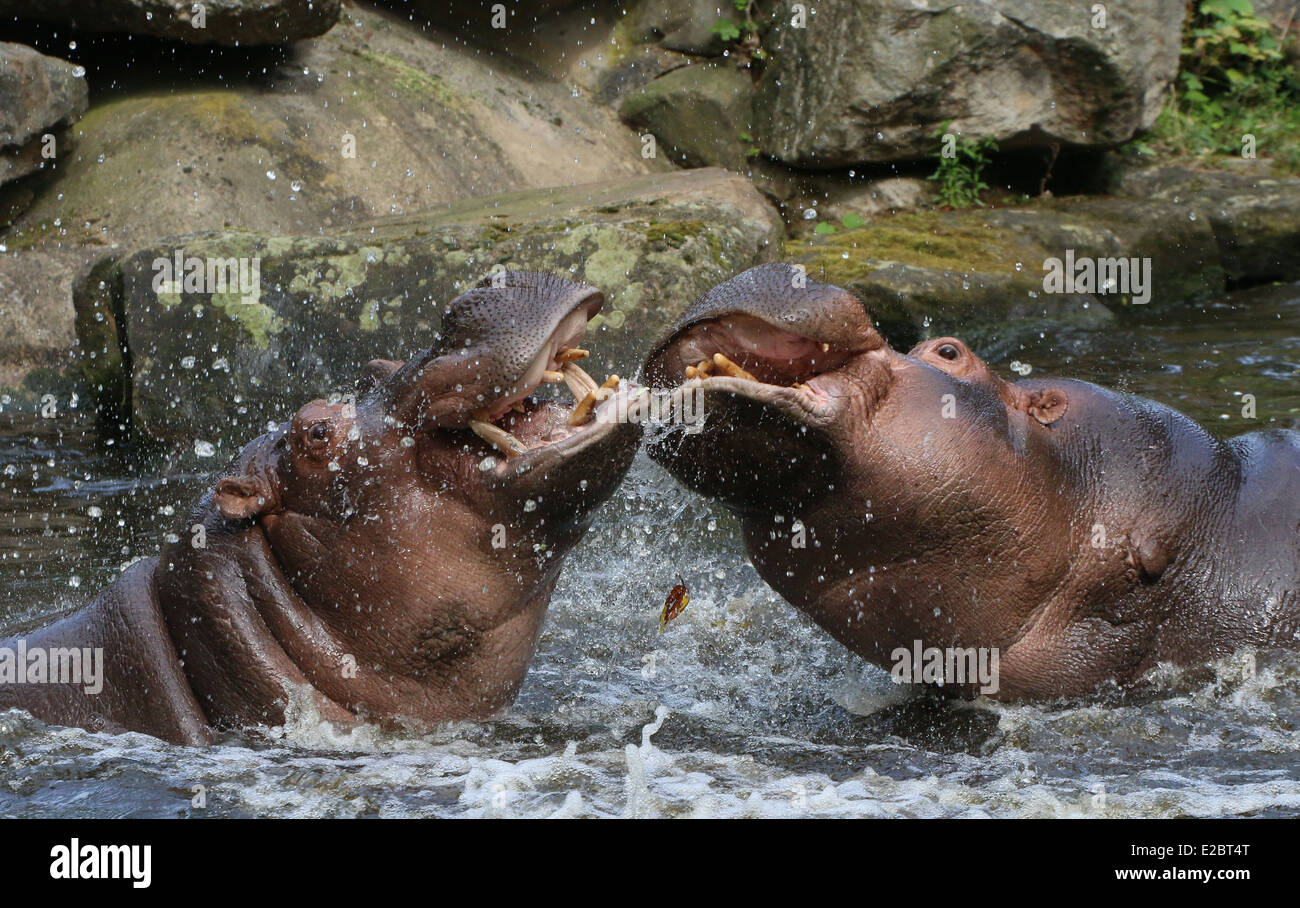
463;313;637;467
651;322;862;425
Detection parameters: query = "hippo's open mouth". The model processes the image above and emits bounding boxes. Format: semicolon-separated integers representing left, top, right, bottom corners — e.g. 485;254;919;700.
464;319;637;462
652;313;877;424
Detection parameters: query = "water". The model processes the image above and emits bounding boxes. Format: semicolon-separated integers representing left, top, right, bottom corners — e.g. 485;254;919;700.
2;286;1298;818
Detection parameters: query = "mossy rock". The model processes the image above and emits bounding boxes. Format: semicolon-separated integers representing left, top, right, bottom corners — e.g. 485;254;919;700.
1103;165;1300;285
620;63;756;170
787;198;1223;349
4;3;659;255
76;169;783;446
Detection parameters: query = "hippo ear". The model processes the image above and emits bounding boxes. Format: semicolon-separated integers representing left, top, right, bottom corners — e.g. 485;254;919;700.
1025;389;1068;426
214;476;276;520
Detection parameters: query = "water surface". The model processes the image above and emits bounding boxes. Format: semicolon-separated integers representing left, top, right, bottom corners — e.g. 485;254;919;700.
2;285;1298;818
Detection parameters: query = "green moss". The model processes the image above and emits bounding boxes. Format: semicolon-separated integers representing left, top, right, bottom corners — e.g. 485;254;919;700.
208;294;280;348
644;219;706;247
351;48;461;109
789;211;1027;281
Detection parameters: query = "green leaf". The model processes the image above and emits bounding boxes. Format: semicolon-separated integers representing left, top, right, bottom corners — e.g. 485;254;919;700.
841;212;865;229
710;17;741;41
814;222;836;236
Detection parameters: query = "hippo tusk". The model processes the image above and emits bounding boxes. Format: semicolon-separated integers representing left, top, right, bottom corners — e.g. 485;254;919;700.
685;359;714;380
542;370;566;383
568;375;621;426
556;347;590;363
561;361;599;401
712;353;757;382
470;419;528;457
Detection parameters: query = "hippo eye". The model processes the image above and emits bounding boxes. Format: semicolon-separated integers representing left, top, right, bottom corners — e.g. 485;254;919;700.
309;423;331;442
937;344;960;361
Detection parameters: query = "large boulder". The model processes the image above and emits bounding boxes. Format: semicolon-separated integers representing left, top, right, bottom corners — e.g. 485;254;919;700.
74;168;783;445
619;63;756;170
7;4;661;252
0;248;88;389
0;43;88;187
1104;165;1300;286
0;0;341;45
489;1;724;104
754;0;1187;167
786;198;1224;349
1;3;663;390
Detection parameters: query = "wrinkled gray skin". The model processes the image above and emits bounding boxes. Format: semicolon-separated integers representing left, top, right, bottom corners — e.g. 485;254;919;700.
0;272;644;744
645;263;1300;700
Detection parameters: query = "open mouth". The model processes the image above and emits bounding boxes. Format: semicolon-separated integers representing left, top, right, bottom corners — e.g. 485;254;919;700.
655;314;868;416
465;315;627;460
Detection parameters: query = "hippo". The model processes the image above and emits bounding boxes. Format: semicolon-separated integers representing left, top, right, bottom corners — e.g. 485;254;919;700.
0;271;645;744
643;263;1300;700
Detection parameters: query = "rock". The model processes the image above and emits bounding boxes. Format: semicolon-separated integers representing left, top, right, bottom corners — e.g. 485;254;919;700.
73;168;783;444
627;1;731;55
493;2;714;104
0;0;341;46
7;5;660;253
1104;164;1300;286
0;43;88;187
786;198;1224;349
782;176;937;233
754;0;1186;167
619;63;755;170
0;248;89;390
1;4;663;389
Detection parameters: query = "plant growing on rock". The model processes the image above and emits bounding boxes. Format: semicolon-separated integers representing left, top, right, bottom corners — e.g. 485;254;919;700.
1144;0;1300;172
927;125;997;209
709;0;767;66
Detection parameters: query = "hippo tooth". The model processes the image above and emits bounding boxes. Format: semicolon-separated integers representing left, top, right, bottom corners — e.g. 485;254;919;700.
793;382;811;392
712;353;757;382
568;375;620;426
556;347;590;363
821;342;830;353
470;419;528;457
542;370;566;383
561;361;599;401
685;365;699;379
